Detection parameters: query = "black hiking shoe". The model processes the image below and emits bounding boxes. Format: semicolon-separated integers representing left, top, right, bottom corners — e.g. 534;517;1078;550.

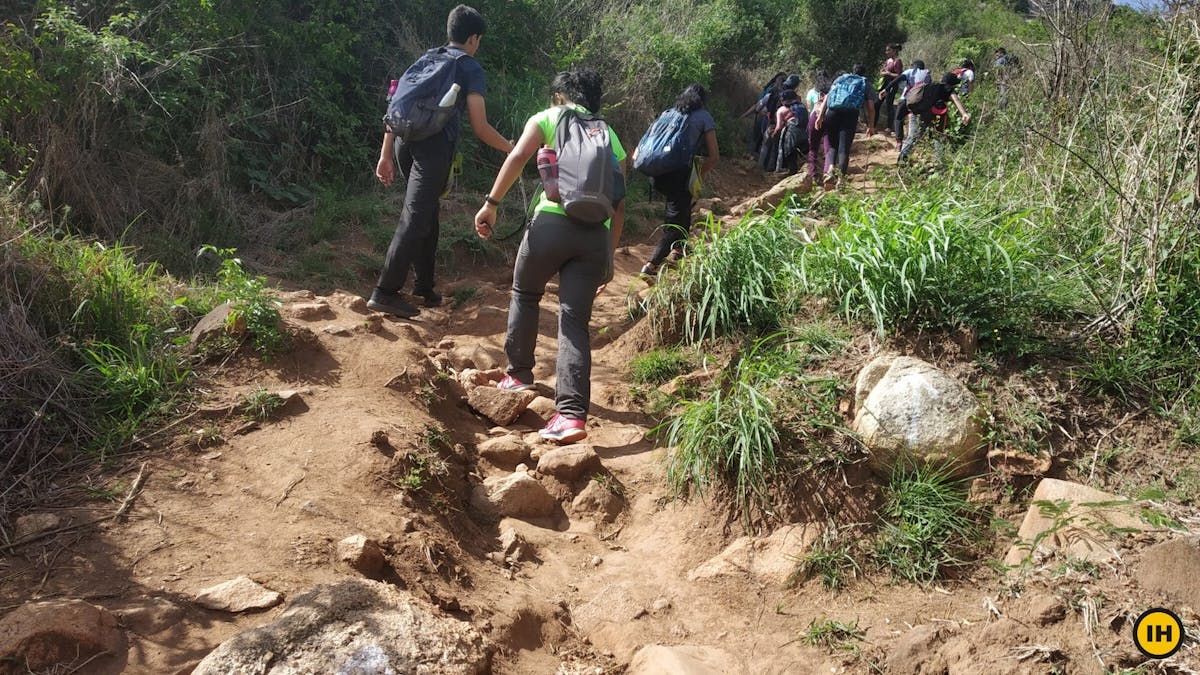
367;289;419;318
415;290;442;308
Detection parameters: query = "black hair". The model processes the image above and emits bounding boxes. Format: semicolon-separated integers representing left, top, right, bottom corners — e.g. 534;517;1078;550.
783;74;801;90
447;5;486;44
887;43;903;53
912;59;926;70
813;69;832;95
551;68;604;113
852;63;867;76
780;89;798;103
941;72;961;86
995;47;1007;55
961;59;975;70
673;83;707;114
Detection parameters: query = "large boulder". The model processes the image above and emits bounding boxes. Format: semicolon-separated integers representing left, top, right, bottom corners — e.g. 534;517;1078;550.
1003;478;1154;566
688;524;820;586
852;355;984;475
470;473;558;519
467;387;537;427
0;599;127;674
192;579;488;675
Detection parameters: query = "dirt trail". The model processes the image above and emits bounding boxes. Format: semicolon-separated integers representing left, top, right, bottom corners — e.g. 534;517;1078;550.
2;133;1189;674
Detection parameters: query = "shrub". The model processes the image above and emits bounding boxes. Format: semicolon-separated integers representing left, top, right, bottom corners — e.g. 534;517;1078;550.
630;348;693;385
200;246;287;359
874;463;983;584
651;208;800;344
795;192;1078;350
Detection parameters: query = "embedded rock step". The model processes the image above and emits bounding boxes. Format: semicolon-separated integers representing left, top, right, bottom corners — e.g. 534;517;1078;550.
0;599;128;675
470;473;558;519
467;387;537;427
194;576;283;613
536;444;601;482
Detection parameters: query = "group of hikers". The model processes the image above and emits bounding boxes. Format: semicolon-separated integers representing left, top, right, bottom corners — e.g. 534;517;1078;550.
743;42;1006;188
367;4;1008;446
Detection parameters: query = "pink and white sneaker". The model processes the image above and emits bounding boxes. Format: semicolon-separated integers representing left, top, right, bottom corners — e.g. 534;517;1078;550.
497;374;533;392
539;413;587;444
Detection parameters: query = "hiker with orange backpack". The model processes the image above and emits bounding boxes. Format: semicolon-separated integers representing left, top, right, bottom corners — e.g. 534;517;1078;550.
474;69;626;444
633;84;720;280
369;5;513;319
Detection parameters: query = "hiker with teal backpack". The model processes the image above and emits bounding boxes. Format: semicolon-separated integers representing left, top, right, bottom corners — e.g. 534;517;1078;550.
369;5;513;319
817;65;875;188
897;72;970;164
474;69;626;444
633;84;719;280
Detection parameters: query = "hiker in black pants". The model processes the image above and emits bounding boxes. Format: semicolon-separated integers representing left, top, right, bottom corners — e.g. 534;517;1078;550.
898;72;971;163
474;69;627;445
821;64;876;185
639;84;719;280
878;43;904;133
369;5;513;319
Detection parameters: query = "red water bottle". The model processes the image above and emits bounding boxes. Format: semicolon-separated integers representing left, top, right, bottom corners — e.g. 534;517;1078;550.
536;146;559;202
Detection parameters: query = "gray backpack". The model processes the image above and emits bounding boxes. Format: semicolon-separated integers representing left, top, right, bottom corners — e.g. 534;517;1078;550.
552;107;624;224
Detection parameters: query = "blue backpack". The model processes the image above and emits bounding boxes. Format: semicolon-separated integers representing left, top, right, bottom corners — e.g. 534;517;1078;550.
827;74;866;111
633;108;691;177
383;47;467;143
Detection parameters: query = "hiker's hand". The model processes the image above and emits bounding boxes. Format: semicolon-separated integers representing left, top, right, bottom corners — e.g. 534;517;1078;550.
474;204;496;239
595;283;607;296
961;114;971;127
376;156;394;187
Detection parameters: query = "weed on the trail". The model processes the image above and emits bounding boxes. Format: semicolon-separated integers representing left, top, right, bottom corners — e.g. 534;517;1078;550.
874;463;983;584
800;617;865;653
790;528;861;591
200;245;288;359
451;286;480;309
630;348;693;385
241;388;285;421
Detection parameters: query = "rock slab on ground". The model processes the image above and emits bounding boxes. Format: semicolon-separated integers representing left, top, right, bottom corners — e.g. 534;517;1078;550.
337;535;387;578
688;524;820;586
536;444;601;481
470;473;558;519
627;644;741;675
0;599;127;674
286;301;335;321
192;578;488;675
189;300;238;347
194;576;283;613
13;513;62;541
1003;478;1152;566
852;355;984;475
467;387;537;427
1137;536;1200;609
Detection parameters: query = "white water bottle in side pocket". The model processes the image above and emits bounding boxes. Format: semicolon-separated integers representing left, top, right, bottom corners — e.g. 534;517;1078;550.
438;83;461;108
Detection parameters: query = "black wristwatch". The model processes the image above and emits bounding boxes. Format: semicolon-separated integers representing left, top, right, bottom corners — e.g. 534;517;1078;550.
484;195;500;206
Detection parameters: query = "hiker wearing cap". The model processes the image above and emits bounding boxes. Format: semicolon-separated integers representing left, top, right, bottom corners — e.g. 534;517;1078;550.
635;84;719;281
369;5;514;319
474;68;626;445
898;72;970;164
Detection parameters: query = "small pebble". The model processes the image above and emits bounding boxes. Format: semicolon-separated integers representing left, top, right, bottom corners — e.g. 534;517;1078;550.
590;555;603;567
515;463;529;473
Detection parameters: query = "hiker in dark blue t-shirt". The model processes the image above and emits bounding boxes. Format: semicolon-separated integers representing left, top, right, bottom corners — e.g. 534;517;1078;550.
368;5;513;319
637;84;719;280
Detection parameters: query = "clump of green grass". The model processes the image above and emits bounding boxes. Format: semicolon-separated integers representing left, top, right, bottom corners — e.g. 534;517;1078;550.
451;286;480;309
790;528;861;591
650;208;800;343
663;335;802;516
795;192;1078;352
241;388;285;421
874;463;983;585
630;348;693;385
800;618;866;653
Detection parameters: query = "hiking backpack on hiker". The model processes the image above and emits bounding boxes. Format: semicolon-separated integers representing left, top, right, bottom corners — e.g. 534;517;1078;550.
788;101;809;130
633;108;691;177
826;74;866;111
383;47;467;143
552;107;625;224
904;81;941;114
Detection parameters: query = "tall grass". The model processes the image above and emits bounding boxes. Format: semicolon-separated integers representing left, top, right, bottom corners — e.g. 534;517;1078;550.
874;463;983;584
795;192;1080;350
650;207;801;344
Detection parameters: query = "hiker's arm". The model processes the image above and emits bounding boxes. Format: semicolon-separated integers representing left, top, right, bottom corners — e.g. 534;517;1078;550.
701;129;719;176
466;93;515;153
474;118;539;237
865;100;876;137
375;132;396;187
611;199;624;250
950;94;970;125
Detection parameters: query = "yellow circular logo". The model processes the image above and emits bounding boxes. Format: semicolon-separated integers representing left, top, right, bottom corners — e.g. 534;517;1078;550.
1133;608;1185;659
